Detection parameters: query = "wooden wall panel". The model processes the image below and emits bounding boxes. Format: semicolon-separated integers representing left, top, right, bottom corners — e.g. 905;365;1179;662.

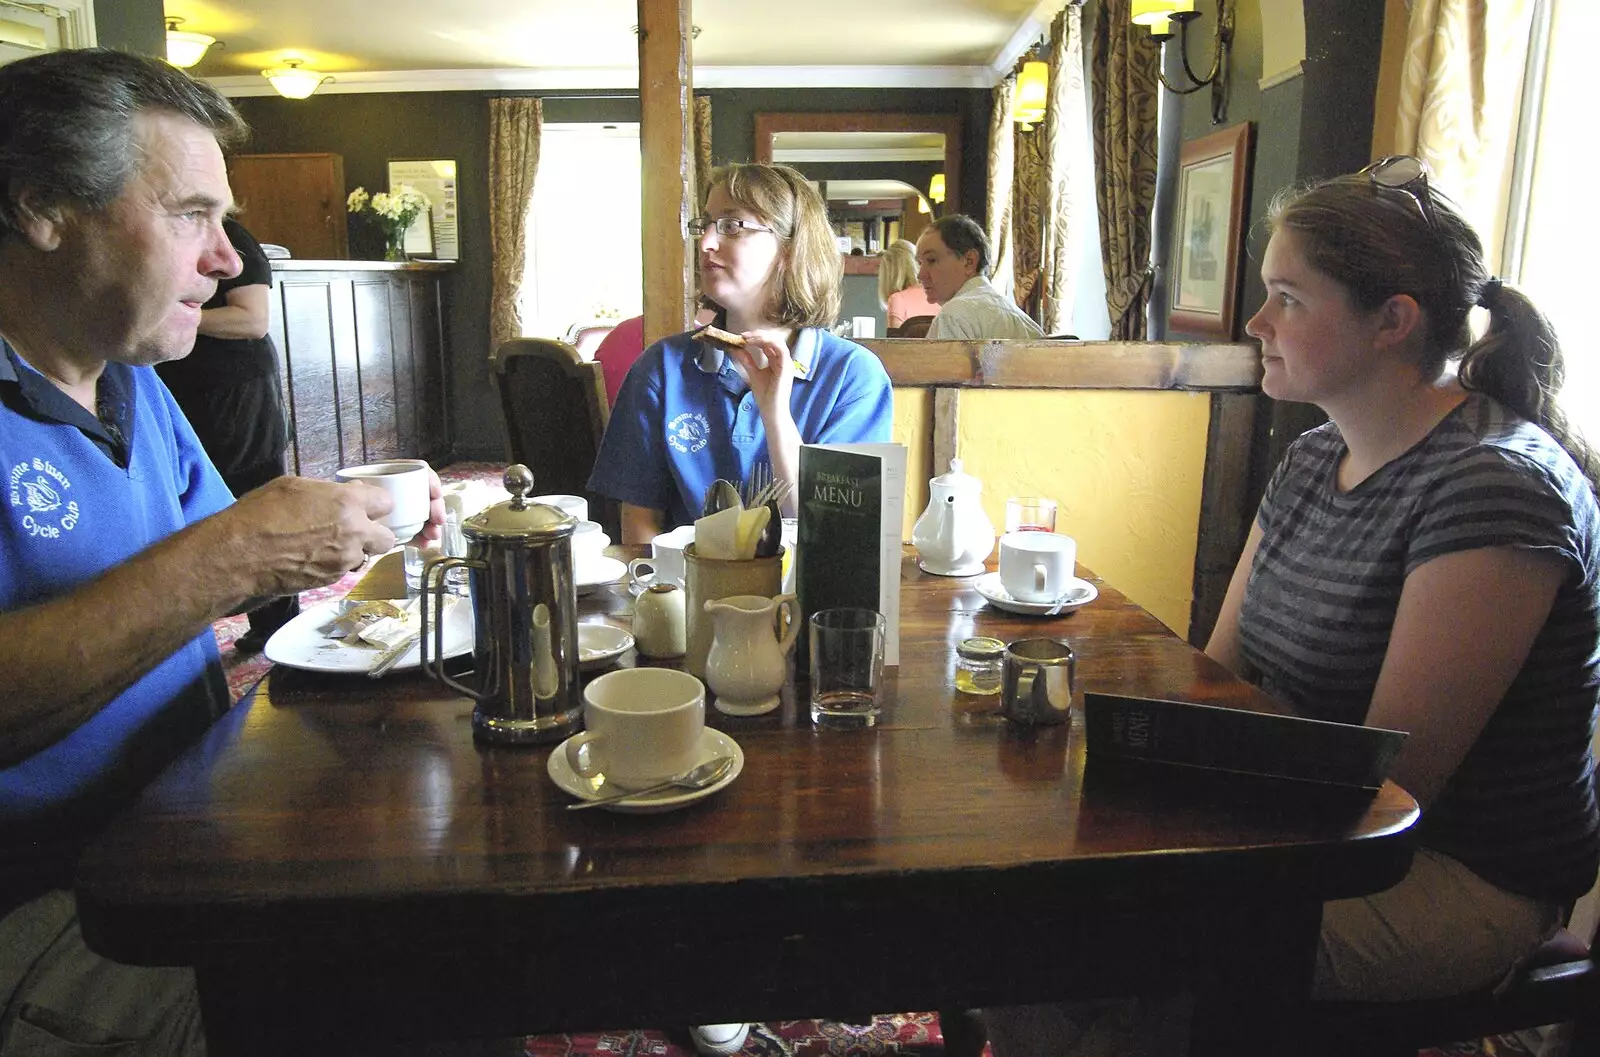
269;264;452;479
352;278;400;463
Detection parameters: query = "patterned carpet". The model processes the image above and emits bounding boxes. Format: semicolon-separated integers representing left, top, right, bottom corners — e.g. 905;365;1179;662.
208;463;1555;1057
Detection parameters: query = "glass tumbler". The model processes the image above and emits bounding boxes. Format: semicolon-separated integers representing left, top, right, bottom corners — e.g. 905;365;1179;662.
1005;496;1058;534
808;608;887;729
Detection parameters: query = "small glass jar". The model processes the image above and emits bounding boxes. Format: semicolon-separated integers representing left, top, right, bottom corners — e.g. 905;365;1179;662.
955;636;1006;696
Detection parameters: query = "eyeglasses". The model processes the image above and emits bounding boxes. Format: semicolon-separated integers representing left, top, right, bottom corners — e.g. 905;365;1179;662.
687;216;775;239
1361;155;1437;230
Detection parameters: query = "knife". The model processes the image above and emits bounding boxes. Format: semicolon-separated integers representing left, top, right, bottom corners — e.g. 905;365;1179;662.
367;629;420;678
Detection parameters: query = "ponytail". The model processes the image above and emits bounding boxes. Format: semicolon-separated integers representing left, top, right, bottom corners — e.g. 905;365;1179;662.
1459;282;1598;490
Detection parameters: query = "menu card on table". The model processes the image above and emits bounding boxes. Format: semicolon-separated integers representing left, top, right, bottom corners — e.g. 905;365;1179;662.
795;442;907;666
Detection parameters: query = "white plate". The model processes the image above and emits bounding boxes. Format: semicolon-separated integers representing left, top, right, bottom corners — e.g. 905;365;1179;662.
548;727;743;814
575;555;628;595
578;622;634;671
263;598;473;674
973;572;1098;617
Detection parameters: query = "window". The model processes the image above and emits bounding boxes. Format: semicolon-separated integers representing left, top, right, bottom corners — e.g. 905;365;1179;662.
520;123;643;339
1507;0;1591;430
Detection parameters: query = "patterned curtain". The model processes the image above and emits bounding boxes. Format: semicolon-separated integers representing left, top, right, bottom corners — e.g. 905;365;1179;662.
985;74;1017;299
1041;3;1089;336
1091;0;1161;340
693;94;713;210
1013;120;1045;318
488;97;542;356
1393;0;1535;274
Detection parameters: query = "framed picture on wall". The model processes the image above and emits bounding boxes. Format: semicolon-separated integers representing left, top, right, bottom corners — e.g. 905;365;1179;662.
1170;122;1254;339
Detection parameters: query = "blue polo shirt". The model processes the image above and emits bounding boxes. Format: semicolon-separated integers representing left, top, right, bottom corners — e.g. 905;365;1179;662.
0;339;234;899
589;327;894;529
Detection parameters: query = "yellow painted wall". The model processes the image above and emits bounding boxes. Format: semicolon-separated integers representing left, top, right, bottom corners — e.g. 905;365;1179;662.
891;387;932;541
952;390;1211;637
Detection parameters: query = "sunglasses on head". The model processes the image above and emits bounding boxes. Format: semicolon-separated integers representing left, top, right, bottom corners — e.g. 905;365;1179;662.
1360;155;1438;230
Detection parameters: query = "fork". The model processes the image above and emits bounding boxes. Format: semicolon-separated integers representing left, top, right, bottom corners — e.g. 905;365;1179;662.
742;462;773;508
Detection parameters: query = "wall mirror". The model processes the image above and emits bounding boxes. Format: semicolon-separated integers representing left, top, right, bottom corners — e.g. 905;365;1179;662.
754;112;963;250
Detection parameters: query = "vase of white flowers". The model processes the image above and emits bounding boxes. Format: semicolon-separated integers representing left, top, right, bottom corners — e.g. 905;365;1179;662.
347;185;431;262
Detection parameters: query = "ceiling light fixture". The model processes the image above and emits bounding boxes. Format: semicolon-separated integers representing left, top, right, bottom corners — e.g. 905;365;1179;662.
1014;60;1049;131
928;173;946;205
164;17;215;69
1135;0;1234;125
262;59;331;100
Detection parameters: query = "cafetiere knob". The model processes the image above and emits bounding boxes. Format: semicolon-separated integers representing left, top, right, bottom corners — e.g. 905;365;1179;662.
503;464;535;506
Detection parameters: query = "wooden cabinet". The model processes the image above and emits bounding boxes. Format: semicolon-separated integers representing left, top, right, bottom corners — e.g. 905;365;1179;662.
228;153;349;260
266;261;452;478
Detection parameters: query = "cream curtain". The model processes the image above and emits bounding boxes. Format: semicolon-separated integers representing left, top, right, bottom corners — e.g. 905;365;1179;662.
693;94;713;211
1392;0;1536;273
487;96;542;357
985;74;1018;299
1041;2;1089;335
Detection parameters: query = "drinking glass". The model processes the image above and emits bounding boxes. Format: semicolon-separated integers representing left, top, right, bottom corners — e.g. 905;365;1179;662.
808;608;887;729
404;504;468;595
1005;496;1058;534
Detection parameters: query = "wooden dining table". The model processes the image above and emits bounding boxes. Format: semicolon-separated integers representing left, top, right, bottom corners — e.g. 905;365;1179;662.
75;547;1419;1056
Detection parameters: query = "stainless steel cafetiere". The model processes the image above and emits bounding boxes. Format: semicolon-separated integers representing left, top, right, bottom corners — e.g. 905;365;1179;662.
421;465;583;744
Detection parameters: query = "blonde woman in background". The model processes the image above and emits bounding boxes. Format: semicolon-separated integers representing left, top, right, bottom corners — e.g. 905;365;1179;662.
879;238;938;330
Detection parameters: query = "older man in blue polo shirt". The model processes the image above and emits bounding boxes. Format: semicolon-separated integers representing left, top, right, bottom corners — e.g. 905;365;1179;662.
0;50;434;1054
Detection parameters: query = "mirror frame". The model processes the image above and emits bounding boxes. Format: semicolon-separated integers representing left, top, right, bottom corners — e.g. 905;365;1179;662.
753;112;964;216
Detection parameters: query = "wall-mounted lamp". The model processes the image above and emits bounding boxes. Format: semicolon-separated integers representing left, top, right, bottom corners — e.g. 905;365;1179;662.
917;195;931;215
262;59;331;100
1014;60;1049;131
164;17;216;69
1133;0;1233;125
928;173;946;205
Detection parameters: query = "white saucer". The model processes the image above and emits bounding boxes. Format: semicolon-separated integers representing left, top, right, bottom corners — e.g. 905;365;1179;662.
548;728;743;814
263;597;473;674
575;556;628;594
578;622;633;671
919;557;988;577
973;572;1098;617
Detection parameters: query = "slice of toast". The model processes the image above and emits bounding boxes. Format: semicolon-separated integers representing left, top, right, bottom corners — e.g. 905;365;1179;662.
696;325;746;352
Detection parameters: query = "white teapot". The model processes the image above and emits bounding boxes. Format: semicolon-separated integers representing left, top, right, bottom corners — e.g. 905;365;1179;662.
911;458;996;577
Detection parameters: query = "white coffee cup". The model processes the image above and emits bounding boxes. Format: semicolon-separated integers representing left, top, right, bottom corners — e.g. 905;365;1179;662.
532;494;588;521
570;519;609;568
565;668;705;789
334;459;431;542
999;531;1077;603
628;524;695;590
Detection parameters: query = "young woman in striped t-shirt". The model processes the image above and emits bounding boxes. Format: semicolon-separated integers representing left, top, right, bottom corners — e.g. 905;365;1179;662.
1203;158;1600;1003
979;161;1599;1057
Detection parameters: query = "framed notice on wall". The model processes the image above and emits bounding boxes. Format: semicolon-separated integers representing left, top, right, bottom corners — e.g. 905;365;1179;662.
387;159;459;260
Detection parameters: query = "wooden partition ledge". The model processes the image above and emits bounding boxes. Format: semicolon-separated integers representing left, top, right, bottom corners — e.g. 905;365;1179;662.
861;338;1262;391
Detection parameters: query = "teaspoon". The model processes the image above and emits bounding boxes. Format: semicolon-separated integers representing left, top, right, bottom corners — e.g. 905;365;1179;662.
567;755;736;811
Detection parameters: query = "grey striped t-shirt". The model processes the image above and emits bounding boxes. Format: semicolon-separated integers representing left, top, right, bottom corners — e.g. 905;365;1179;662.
1238;392;1600;904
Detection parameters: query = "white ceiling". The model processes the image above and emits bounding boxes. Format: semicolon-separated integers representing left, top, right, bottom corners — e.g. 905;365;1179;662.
163;0;1067;95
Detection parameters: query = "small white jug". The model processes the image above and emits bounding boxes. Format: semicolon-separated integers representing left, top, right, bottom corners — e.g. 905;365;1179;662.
704;593;799;716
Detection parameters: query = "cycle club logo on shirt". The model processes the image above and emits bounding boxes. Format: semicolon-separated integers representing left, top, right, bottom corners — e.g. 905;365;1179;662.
668;412;711;455
8;457;79;539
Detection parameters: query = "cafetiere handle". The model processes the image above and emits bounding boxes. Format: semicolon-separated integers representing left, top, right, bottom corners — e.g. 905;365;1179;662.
420;555;484;699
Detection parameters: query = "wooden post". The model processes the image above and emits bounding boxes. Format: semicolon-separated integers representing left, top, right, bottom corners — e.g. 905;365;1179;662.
638;0;695;347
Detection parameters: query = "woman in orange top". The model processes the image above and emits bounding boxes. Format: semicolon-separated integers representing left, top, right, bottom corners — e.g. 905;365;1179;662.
879;238;938;329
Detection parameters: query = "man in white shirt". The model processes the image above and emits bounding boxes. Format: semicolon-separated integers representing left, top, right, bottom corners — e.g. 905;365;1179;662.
916;215;1044;340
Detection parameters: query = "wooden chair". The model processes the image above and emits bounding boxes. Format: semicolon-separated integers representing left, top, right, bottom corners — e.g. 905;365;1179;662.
890;314;936;338
491;338;618;539
1301;928;1599;1056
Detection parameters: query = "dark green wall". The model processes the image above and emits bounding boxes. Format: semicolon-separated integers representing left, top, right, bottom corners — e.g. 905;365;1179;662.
234;86;989;462
95;0;163;55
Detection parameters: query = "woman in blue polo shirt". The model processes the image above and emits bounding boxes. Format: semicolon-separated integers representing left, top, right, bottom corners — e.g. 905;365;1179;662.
589;162;894;543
